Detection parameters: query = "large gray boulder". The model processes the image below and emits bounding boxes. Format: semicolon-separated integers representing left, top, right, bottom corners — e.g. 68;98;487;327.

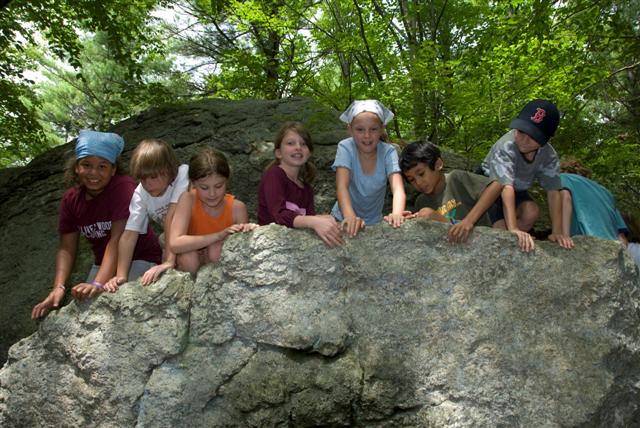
2;221;639;426
0;97;346;364
0;97;475;364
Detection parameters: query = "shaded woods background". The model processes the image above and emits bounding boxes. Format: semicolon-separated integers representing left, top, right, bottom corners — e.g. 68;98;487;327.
1;0;638;214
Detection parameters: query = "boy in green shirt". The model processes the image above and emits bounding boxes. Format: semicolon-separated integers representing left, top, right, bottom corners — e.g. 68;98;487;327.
400;141;506;246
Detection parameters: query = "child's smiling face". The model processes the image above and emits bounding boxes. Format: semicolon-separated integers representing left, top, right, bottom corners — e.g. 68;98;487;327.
348;112;384;155
403;159;445;195
275;130;311;169
75;155;116;197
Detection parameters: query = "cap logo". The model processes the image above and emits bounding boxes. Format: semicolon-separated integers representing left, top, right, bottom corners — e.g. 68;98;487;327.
531;108;546;124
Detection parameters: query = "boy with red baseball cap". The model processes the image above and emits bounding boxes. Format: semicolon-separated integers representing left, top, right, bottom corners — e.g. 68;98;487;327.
480;99;574;252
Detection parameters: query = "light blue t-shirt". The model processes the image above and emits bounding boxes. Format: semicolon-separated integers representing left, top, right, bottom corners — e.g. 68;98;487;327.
330;137;400;225
560;173;627;240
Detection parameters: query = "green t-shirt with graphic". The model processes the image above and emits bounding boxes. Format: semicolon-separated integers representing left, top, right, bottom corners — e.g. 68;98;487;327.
414;170;494;227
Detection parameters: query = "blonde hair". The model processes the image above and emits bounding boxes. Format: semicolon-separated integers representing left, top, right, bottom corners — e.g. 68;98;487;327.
129;139;179;182
267;121;317;184
188;148;230;182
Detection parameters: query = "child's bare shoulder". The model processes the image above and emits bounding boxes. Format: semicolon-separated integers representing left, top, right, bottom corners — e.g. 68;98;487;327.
231;198;247;213
177;189;195;205
232;198;246;208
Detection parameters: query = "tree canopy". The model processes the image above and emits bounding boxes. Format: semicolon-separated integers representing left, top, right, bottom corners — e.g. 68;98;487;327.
1;0;638;211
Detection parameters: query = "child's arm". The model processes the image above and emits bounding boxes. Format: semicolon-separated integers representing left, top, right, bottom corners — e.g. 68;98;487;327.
31;232;79;319
547;189;574;249
105;230;138;291
294;215;344;247
231;199;257;232
233;199;258;232
448;181;503;244
72;219;127;300
383;172;407;228
336;167;365;237
502;185;535;252
560;189;573;236
138;203;179;286
413;207;449;222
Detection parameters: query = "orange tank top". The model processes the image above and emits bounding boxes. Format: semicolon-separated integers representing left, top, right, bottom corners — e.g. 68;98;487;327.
187;192;236;235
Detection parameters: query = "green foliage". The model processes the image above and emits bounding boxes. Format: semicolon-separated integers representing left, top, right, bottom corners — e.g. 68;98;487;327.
0;0;167;166
33;32;192;141
2;0;639;215
175;0;318;99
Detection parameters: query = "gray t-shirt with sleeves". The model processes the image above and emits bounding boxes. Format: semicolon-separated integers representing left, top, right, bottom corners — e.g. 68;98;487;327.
480;130;561;191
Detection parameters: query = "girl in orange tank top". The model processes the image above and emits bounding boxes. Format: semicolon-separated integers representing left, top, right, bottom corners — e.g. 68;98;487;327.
169;148;256;274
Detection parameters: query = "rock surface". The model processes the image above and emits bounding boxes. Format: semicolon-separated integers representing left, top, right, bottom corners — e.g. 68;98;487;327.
0;97;476;363
2;222;640;427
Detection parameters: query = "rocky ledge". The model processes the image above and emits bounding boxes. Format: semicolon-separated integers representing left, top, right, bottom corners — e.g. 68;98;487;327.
2;221;640;427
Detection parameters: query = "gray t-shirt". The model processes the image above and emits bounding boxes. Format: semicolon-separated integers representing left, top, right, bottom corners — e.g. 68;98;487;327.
480;130;561;191
415;170;494;227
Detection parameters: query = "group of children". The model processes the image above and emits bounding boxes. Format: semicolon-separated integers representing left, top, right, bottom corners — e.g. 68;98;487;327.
31;99;638;319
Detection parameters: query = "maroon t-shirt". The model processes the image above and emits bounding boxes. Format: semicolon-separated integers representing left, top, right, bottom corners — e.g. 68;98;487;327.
58;174;162;265
257;165;316;227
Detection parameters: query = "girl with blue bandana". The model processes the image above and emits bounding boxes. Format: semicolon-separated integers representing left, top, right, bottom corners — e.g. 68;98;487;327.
31;130;162;319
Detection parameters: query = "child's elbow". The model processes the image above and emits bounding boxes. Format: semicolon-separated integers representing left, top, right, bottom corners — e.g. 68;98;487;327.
168;238;181;254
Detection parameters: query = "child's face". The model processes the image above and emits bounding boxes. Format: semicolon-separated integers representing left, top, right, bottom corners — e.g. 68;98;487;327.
193;173;227;209
514;130;541;155
140;172;171;197
276;130;311;168
75;155;116;197
348;112;384;155
403;160;444;195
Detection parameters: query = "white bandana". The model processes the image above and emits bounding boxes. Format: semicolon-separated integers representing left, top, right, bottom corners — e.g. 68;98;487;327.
339;100;394;125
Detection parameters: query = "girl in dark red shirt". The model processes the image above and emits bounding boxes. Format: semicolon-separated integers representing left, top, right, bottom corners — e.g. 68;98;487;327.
257;121;343;247
31;130;161;319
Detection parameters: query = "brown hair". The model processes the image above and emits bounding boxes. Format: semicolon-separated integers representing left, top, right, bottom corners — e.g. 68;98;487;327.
129;139;179;182
560;157;592;178
267;121;317;184
63;155;123;187
188;148;230;182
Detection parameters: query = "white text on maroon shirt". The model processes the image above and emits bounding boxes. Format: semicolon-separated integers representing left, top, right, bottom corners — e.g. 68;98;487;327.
79;221;111;238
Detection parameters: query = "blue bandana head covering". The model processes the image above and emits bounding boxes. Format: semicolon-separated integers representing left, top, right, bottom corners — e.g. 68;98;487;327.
339;100;394;125
75;130;124;163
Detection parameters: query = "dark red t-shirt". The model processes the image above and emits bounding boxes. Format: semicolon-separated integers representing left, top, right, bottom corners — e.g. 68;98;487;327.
58;174;162;265
257;165;316;227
